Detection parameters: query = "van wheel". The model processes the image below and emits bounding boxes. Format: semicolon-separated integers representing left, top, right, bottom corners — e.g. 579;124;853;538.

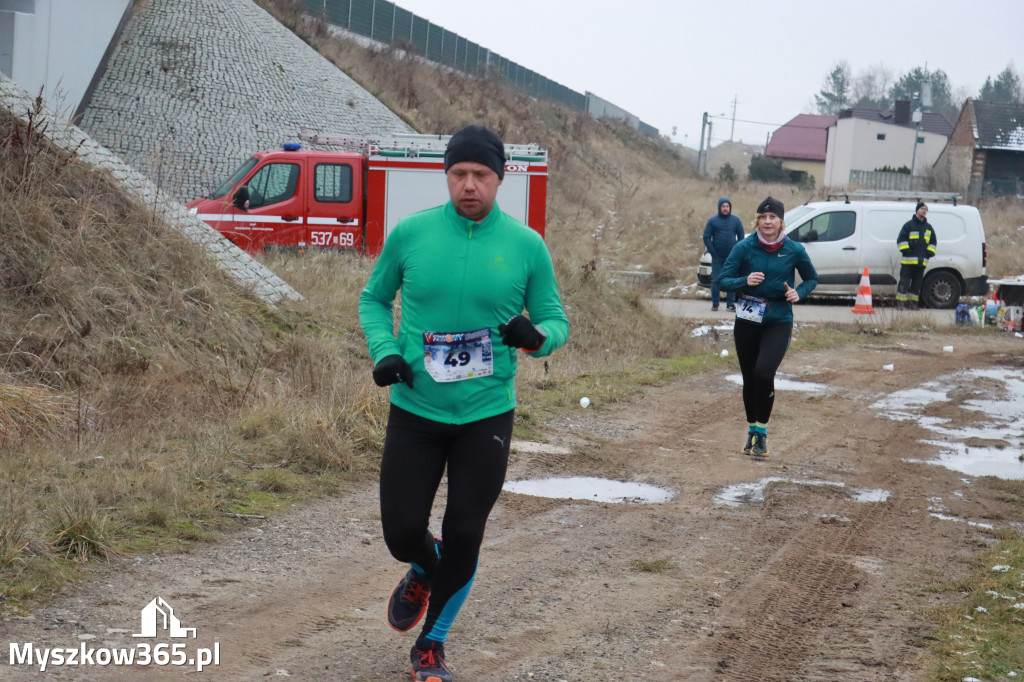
920;271;962;309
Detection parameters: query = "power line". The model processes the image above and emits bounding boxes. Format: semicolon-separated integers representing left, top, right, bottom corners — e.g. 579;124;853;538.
707;113;831;130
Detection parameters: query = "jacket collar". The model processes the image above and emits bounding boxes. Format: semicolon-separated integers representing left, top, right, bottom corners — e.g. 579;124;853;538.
444;200;502;234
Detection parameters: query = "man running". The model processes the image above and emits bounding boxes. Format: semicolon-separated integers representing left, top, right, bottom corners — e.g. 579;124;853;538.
359;124;569;681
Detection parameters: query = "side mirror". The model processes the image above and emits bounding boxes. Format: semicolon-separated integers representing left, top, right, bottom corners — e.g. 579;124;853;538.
805;229;819;243
232;186;250;211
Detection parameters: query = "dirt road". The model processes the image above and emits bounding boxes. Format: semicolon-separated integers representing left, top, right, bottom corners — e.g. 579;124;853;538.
3;334;1023;681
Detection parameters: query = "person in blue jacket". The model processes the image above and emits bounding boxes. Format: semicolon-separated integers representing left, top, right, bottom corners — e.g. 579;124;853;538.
719;196;817;459
703;197;745;311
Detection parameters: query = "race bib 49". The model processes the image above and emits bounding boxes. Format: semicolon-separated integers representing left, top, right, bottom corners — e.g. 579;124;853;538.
422;328;494;382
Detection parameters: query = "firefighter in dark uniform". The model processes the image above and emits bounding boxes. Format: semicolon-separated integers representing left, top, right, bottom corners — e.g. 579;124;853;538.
896;201;936;309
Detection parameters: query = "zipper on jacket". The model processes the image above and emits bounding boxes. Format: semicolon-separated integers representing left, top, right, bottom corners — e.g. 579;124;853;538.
451;225;473;417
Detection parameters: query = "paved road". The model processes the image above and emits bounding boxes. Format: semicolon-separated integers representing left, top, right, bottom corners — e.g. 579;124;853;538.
648;298;960;326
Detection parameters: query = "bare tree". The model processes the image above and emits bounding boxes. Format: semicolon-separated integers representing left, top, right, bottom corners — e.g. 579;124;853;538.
851;63;893;109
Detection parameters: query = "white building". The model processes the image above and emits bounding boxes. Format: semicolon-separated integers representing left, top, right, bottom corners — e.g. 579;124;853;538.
823;104;953;188
0;0;131;119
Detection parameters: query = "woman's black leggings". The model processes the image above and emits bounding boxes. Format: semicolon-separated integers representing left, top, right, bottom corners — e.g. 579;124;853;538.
379;404;513;644
733;319;793;424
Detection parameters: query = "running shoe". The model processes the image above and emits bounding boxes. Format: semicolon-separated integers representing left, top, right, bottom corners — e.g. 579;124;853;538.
410;642;453;682
726;304;736;312
751;432;770;459
387;538;442;631
741;432;755;456
387;568;431;632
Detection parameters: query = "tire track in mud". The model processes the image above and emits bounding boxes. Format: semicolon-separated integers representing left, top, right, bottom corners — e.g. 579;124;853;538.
687;351;976;681
705;498;893;680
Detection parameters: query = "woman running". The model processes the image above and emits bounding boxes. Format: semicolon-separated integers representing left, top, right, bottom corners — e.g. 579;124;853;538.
719;196;817;459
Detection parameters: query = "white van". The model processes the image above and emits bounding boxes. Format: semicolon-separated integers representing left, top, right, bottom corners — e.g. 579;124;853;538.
698;193;987;309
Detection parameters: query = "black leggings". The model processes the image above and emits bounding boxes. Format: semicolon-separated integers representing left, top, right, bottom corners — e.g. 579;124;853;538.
733;319;792;424
379;404;513;644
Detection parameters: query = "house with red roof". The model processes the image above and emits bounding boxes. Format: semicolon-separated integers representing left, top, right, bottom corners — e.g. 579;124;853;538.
764;114;836;188
823;103;953;188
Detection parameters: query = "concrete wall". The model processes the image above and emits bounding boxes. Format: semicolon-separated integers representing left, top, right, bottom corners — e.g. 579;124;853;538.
825;117;947;187
78;0;414;203
2;0;130;118
934;145;975;194
585;91;640;129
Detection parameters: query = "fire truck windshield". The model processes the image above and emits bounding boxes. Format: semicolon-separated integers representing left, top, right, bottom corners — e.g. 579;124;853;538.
208;157;258;199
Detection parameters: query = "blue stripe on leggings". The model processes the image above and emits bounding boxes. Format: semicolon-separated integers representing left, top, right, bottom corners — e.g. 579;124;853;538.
424;563;477;643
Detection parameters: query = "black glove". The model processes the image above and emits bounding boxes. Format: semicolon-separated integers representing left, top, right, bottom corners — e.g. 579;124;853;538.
372;354;414;388
498;315;546;351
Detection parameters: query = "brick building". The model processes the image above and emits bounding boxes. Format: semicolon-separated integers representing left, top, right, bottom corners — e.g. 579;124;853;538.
934;99;1024;199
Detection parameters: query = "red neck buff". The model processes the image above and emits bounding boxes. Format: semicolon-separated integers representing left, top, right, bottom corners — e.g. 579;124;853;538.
757;230;785;253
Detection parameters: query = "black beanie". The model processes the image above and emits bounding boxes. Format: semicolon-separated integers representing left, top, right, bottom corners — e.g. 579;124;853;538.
444;125;507;179
756;196;784;219
916;201;927;212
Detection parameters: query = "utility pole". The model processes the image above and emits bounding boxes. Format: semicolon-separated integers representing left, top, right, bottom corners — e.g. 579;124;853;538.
730;95;738;142
703;120;713;175
910;113;922;178
698;112;708;176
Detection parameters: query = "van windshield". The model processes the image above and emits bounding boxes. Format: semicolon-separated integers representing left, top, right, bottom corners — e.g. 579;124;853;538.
208;157;258;200
782;205;815;228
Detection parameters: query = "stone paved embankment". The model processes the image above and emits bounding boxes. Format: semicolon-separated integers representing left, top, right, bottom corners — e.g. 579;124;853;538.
79;0;413;203
0;72;302;306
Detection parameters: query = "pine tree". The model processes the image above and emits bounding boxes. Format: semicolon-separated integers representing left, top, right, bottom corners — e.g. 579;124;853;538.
814;62;852;115
889;67;959;121
978;65;1023;103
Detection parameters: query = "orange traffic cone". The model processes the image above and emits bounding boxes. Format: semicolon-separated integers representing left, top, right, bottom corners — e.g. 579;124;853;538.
851;267;874;314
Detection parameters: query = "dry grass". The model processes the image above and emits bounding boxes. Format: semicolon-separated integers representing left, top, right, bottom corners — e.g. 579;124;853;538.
0;109;384;608
975;196;1024;279
0;381;72;437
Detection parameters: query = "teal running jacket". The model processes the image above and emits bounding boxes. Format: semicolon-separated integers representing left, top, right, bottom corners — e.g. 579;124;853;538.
359;201;569;424
719;234;818;325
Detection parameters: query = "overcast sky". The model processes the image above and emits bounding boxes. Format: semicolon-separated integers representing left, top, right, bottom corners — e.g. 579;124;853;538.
393;0;1024;149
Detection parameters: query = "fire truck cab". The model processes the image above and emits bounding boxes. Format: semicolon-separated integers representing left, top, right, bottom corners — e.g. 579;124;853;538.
186;134;548;256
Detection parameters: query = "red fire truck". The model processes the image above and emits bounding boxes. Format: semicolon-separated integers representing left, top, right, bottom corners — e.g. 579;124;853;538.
185;133;549;256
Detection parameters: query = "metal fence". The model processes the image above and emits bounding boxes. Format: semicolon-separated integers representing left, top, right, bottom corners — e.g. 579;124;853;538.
849;170;933;192
303;0;653;133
